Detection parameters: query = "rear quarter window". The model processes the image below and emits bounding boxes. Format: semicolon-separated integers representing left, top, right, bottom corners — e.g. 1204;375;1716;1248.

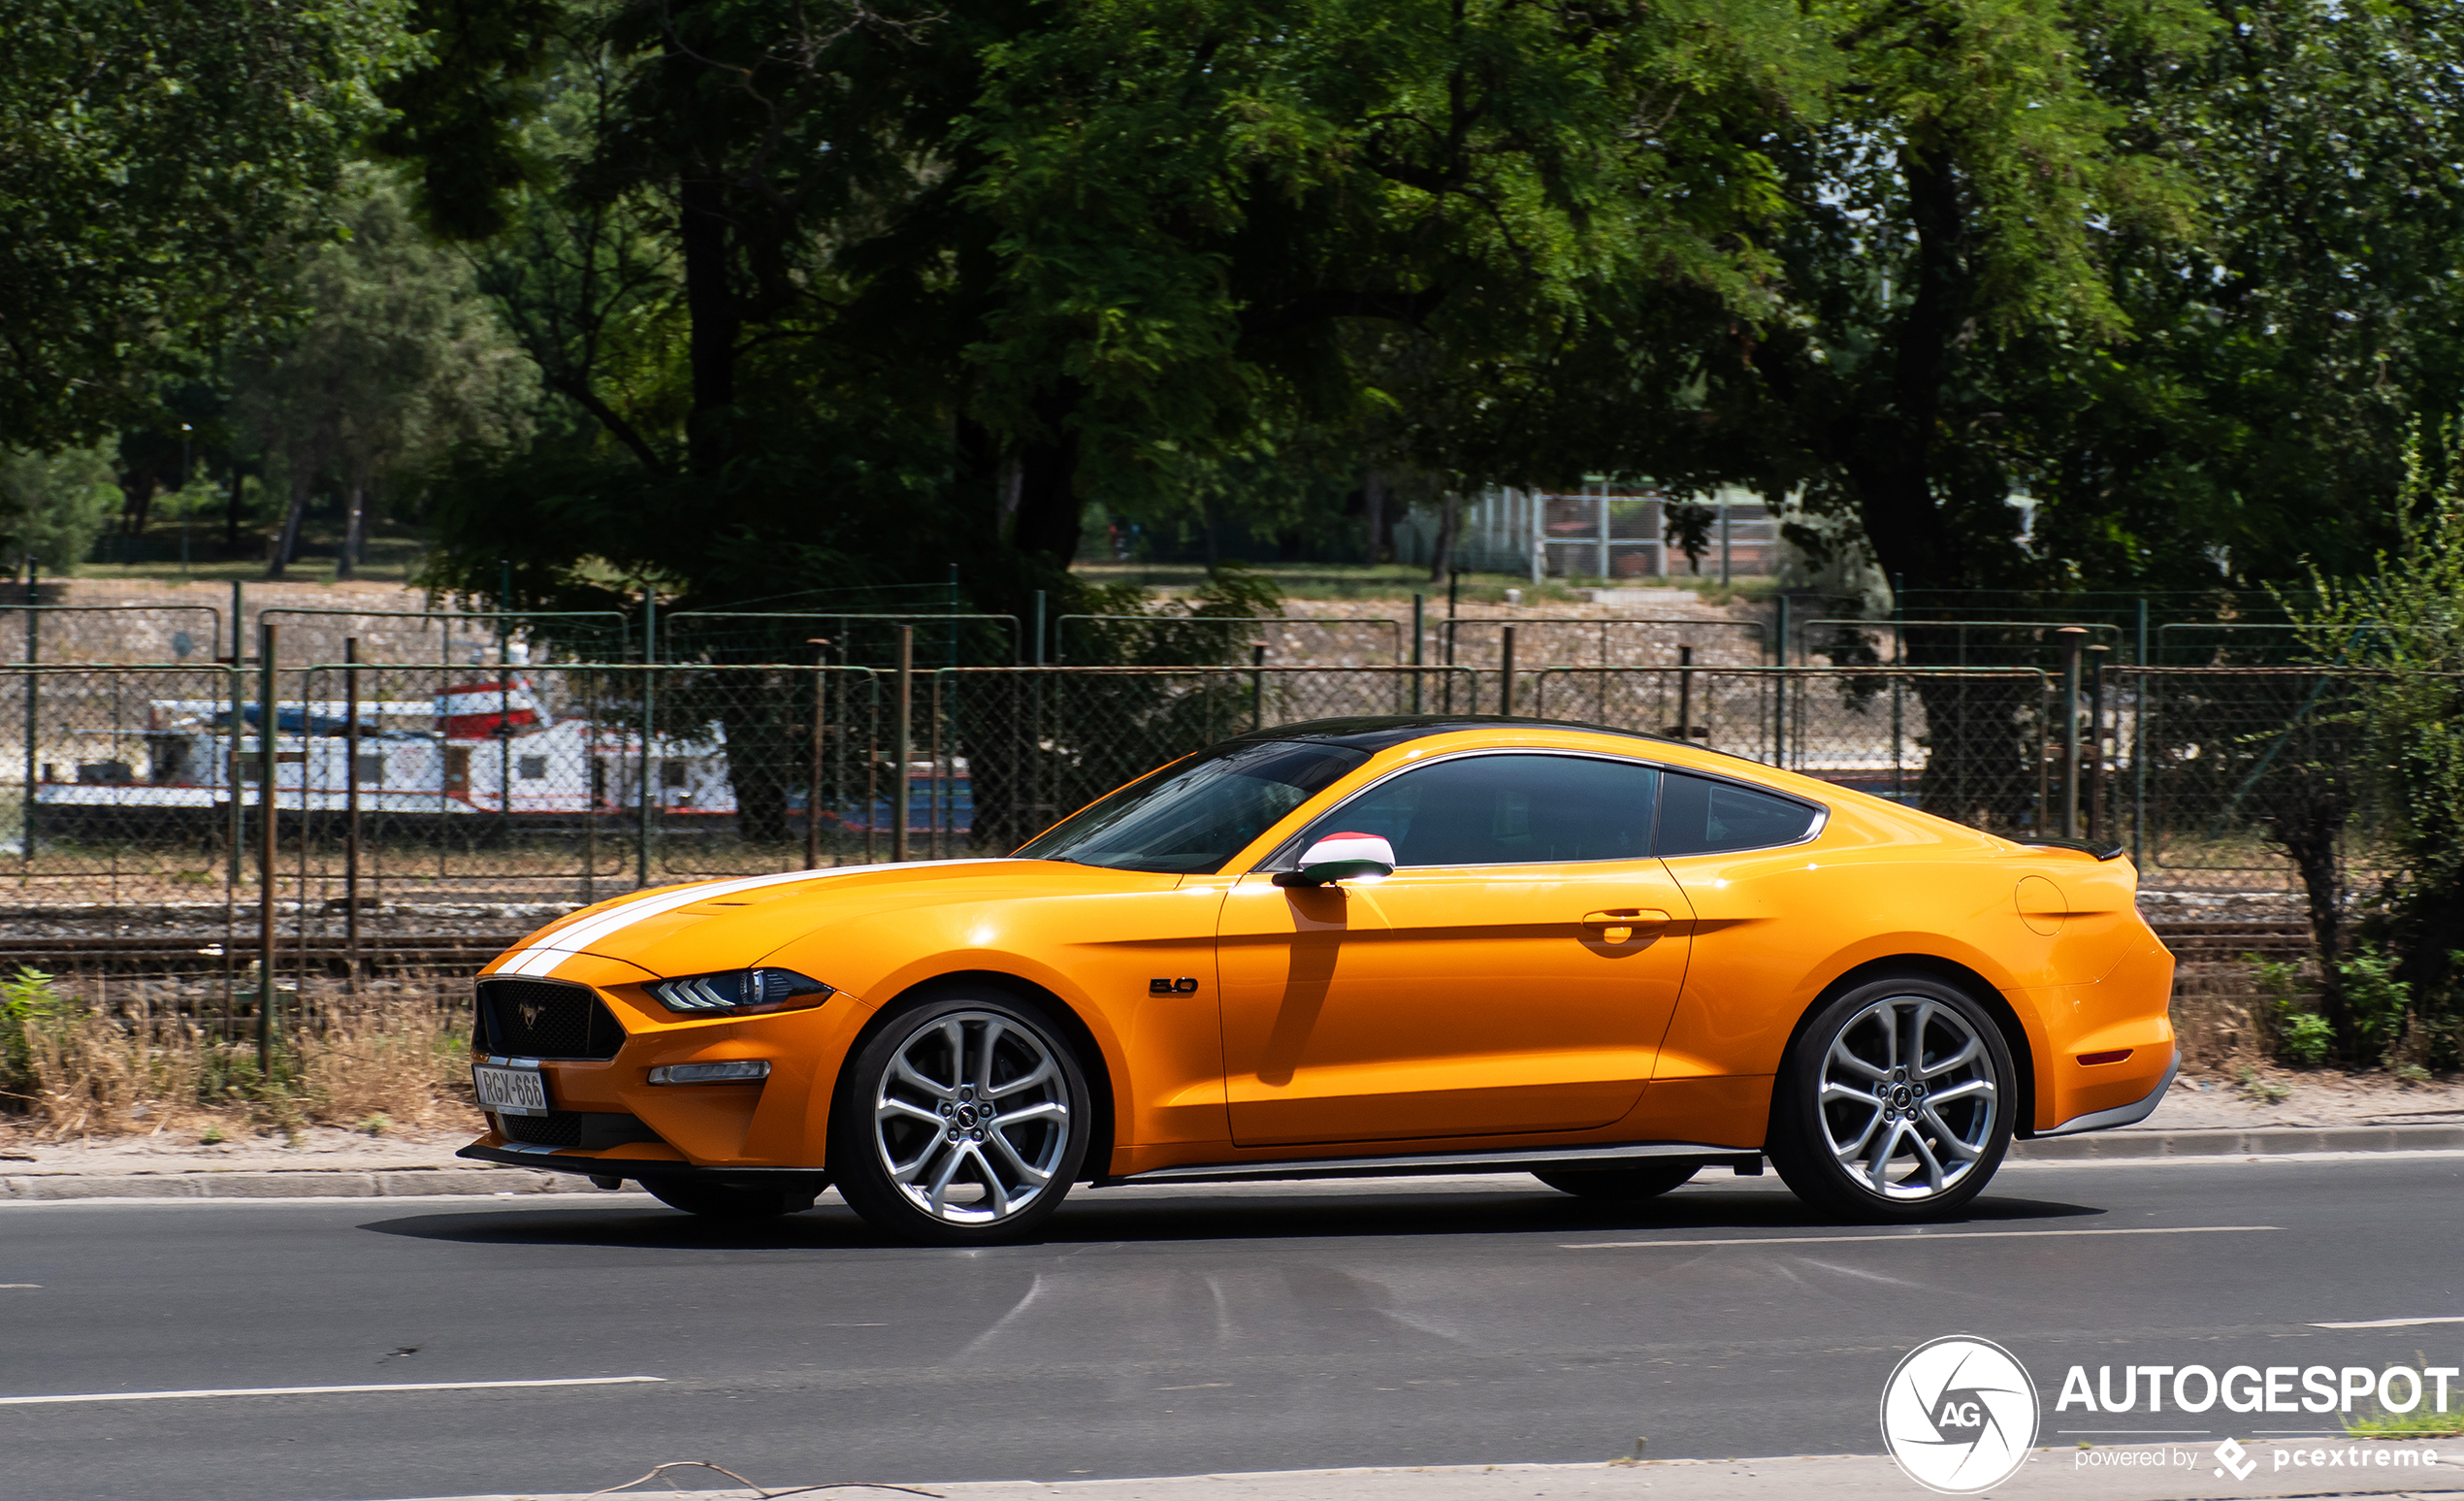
1655;771;1820;857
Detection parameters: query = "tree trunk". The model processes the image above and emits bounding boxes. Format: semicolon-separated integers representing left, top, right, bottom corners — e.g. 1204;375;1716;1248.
267;458;317;580
1428;489;1461;582
337;461;371;582
121;473;157;541
1011;380;1086;571
679;174;740;479
1363;470;1386;565
1837;151;1970;596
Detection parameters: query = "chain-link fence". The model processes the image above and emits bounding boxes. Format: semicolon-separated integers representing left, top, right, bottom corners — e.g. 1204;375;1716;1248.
2111;668;2385;898
931;666;1475;853
1054;615;1405;666
1443;617;1770;673
1533;667;2056;833
1;649;2427;939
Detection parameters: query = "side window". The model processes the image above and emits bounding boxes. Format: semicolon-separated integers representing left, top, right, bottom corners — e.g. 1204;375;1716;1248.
1289;754;1659;867
1655;771;1818;857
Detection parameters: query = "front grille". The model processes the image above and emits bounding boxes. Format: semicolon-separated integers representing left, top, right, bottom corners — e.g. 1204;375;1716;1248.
477;979;625;1060
502;1111;585;1147
498;1110;662;1151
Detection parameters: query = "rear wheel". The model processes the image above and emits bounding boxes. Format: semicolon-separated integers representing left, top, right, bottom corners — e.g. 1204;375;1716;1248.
642;1178;821;1222
831;988;1091;1246
1767;972;2014;1222
1533;1161;1699;1200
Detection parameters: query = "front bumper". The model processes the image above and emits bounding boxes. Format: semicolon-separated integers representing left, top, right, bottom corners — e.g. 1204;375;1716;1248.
2034;1048;2180;1138
458;1136;827;1188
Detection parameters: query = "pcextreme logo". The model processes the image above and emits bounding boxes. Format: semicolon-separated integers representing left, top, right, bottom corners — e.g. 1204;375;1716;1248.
1880;1335;2041;1494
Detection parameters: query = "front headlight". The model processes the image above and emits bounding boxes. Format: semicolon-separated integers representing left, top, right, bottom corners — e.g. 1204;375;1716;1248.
647;967;834;1017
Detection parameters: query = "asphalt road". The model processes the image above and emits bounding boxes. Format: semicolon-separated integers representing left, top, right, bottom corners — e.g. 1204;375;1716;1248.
4;1154;2461;1501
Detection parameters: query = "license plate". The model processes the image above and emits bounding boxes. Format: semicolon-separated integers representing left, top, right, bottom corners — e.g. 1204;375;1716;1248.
473;1063;550;1118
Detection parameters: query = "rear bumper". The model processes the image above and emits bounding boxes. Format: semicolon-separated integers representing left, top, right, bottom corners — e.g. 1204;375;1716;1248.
2034;1049;2179;1138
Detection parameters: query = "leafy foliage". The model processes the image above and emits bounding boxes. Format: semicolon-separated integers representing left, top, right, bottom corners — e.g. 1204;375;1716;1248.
0;0;416;447
0;442;119;571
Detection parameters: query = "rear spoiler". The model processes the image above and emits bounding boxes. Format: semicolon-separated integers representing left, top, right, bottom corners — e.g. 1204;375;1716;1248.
2017;836;2125;861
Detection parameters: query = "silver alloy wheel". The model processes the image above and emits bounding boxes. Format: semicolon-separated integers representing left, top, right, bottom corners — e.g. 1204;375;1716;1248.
1816;993;1998;1201
871;1009;1072;1225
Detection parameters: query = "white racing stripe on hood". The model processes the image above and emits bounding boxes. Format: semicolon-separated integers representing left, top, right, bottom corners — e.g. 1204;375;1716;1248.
495;859;1020;979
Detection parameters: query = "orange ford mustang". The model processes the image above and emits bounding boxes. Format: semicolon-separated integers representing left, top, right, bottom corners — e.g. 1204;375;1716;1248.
460;716;2176;1243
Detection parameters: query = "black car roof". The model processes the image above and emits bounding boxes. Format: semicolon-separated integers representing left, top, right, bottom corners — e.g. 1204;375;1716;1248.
1225;715;1689;754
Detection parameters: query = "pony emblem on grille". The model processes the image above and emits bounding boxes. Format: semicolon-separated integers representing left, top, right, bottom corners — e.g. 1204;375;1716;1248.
518;1001;546;1028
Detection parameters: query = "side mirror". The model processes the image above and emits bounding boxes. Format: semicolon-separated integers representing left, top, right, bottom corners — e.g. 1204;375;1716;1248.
1272;832;1397;888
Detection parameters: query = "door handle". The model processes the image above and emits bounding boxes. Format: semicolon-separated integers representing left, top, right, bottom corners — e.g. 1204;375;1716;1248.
1582;908;1671;943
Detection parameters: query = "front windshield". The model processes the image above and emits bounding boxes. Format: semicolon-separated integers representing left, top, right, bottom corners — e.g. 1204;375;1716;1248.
1013;739;1369;874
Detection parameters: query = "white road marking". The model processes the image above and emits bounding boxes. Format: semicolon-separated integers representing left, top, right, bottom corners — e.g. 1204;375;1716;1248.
2310;1315;2464;1329
0;1283;38;1288
1564;1224;2278;1250
0;1375;665;1406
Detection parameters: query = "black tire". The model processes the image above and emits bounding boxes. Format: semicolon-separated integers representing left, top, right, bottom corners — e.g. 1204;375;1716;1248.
642;1177;822;1222
1766;970;2015;1223
830;986;1092;1246
1533;1161;1700;1200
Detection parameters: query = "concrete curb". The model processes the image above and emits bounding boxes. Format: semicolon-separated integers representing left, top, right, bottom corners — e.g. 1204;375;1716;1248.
2010;1123;2464;1160
5;1124;2462;1202
0;1166;605;1201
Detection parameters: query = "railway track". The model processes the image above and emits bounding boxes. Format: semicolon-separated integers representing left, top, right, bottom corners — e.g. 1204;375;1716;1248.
0;933;522;971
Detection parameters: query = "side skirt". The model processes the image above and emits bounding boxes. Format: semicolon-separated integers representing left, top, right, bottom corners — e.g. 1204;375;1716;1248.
1097;1140;1762;1188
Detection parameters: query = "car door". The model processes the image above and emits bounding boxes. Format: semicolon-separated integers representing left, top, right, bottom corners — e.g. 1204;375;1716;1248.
1216;752;1694;1147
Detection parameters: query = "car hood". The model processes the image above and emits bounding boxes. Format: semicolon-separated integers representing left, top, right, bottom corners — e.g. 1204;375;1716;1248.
482;859;1174;983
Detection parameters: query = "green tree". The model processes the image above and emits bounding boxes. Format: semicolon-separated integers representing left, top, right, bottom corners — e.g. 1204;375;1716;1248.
2026;0;2464;591
0;0;415;448
2289;430;2464;1068
0;441;119;572
231;172;536;578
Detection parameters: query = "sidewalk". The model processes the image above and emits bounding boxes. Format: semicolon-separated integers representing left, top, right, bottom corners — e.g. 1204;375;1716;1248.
383;1440;2461;1501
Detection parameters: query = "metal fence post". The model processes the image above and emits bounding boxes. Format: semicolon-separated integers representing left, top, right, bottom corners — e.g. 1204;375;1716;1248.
2086;643;2109;840
257;622;277;1075
806;649;827;870
343;637;361;991
1500;625;1517;715
2057;626;2085;837
2133;600;2150;867
1410;594;1425;714
20;559;36;885
929;668;946;860
893;625;913;862
1676;646;1694;749
638;593;656;890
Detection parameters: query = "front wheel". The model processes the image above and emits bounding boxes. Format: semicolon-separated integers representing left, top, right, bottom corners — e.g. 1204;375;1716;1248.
831;989;1092;1246
1767;972;2014;1222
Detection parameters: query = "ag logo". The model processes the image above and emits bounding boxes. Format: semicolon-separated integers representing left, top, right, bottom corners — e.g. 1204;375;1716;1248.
518;1001;546;1028
1879;1334;2040;1494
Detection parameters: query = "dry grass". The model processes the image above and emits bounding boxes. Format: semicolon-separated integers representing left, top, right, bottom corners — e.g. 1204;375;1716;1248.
2;971;472;1141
